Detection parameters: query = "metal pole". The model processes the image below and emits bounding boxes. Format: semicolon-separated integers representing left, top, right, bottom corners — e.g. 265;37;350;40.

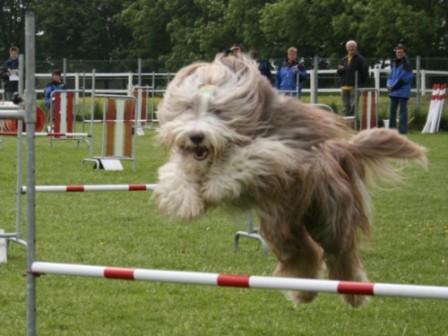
137;58;142;87
415;56;421;115
62;58;67;83
25;11;37;336
19;54;24;96
311;56;318;104
81;72;86;132
132;97;137;170
151;72;156;122
127;72;133;96
16;55;25;241
89;69;96;157
354;71;359;130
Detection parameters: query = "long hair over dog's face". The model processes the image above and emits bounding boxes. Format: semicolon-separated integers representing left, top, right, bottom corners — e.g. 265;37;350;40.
157;54;276;166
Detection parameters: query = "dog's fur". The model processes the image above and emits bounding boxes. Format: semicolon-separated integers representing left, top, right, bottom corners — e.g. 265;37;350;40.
154;53;427;307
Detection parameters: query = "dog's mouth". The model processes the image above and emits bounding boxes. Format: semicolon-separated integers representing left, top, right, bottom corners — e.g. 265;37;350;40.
181;146;210;161
192;146;209;161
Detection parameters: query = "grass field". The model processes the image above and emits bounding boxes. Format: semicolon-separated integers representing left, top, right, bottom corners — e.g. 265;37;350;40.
0;123;447;335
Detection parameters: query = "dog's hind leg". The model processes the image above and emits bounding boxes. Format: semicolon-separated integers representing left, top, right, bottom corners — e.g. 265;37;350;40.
270;225;324;305
325;248;369;308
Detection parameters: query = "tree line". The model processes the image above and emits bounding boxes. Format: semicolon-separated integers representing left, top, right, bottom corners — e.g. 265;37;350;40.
1;0;447;71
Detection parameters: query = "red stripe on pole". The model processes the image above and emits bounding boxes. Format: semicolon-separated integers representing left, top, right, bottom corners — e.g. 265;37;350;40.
217;274;250;288
337;281;374;295
66;92;74;133
104;267;135;280
66;185;85;192
129;184;147;191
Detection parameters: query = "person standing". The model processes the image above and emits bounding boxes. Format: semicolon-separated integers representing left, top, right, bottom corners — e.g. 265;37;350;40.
387;43;413;134
337;40;369;116
43;69;67;110
276;47;308;97
3;46;20;101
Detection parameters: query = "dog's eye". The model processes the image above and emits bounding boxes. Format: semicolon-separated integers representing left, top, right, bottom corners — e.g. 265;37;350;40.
212;109;222;115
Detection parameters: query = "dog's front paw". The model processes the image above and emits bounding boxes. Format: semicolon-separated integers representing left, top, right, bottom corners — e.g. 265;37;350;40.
155;185;204;220
202;177;242;204
155;163;205;220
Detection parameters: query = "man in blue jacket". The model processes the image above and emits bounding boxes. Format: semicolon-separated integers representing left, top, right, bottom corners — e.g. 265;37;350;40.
44;69;66;110
387;43;413;134
276;47;308;97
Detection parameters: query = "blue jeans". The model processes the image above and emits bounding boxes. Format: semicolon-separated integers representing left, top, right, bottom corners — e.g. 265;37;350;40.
389;97;408;134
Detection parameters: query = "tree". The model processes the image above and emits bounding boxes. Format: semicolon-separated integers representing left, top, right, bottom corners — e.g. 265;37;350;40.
0;0;37;58
35;0;131;61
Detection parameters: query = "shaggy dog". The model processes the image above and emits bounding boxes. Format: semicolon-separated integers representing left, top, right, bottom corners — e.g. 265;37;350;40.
154;53;426;307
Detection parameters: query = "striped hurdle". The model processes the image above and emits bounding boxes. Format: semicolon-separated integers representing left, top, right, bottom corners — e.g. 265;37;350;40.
422;83;446;133
31;262;448;300
104;97;135;158
21;184;156;193
359;89;378;130
52;91;75;134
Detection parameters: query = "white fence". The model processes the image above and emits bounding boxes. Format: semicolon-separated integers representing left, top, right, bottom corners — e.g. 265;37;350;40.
2;68;448;100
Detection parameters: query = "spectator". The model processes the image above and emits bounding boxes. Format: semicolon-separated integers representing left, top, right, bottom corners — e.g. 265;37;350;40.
387;43;413;134
252;50;274;84
43;69;66;110
337;40;369;116
276;47;308;97
2;46;20;101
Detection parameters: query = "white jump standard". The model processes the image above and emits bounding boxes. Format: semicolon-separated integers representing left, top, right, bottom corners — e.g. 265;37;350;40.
31;262;448;301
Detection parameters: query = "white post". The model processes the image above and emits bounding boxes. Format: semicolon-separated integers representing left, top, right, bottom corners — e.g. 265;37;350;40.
127;72;133;96
0;229;7;263
374;68;380;93
420;70;426;96
74;73;80;103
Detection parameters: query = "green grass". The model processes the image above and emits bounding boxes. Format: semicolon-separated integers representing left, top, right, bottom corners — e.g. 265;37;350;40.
1;126;448;336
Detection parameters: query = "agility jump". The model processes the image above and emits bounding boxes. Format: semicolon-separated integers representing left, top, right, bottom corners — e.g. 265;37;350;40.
15;12;447;336
422;83;446;133
32;262;448;301
83;94;138;170
48;90;91;143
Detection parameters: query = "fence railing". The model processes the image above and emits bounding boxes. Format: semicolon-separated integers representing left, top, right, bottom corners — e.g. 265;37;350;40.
2;68;448;103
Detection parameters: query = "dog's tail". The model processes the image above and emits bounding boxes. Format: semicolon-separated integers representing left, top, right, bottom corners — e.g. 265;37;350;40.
349;128;427;185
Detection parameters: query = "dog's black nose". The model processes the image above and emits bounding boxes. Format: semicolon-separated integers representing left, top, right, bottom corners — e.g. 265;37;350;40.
189;133;204;145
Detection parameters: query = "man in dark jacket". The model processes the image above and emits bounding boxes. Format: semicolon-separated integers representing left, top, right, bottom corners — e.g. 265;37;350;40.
387;43;413;134
2;46;20;101
337;40;369;116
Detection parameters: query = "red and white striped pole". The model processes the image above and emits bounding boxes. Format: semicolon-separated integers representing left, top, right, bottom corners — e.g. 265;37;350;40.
32;262;448;300
0;131;90;137
21;184;156;193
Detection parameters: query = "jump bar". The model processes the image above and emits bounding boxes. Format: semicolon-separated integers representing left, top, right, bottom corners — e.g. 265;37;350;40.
0;110;25;120
31;262;448;300
21;184;156;193
0;132;91;137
